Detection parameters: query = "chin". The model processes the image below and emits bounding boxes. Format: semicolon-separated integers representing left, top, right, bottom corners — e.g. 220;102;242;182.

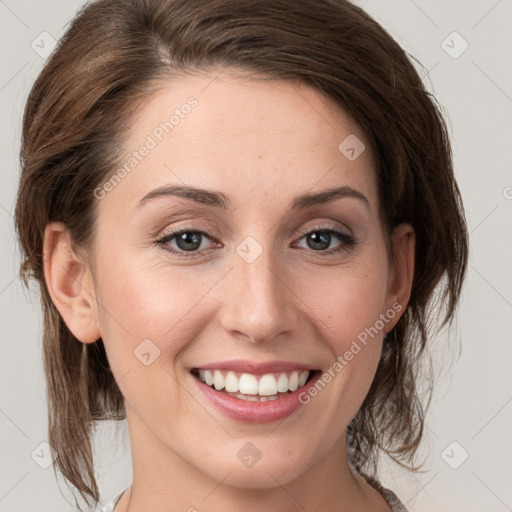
196;443;314;489
221;463;306;490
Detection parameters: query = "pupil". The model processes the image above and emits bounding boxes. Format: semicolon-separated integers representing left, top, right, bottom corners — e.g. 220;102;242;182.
176;232;201;251
308;231;330;250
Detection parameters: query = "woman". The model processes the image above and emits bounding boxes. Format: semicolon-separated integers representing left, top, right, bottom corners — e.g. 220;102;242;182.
14;0;468;510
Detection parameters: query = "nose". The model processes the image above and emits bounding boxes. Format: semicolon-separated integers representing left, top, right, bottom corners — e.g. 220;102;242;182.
219;239;299;345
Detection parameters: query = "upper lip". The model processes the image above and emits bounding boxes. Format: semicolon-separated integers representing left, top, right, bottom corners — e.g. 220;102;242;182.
192;360;318;375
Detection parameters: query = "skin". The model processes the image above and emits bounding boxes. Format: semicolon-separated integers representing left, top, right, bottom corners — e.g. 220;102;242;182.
43;70;415;512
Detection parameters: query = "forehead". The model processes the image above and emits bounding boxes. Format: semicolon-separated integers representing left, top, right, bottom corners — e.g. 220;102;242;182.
100;70;378;213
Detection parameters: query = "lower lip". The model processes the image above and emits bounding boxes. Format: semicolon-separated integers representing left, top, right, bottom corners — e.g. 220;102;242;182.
192;373;320;423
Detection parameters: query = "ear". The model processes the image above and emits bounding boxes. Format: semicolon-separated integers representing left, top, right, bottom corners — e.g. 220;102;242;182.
43;222;100;344
383;223;415;334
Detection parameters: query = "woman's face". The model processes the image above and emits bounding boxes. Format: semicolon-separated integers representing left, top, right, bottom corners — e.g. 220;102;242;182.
59;71;413;490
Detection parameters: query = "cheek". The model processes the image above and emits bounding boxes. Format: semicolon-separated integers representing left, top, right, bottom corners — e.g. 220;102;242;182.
93;253;222;367
300;257;390;346
295;252;389;415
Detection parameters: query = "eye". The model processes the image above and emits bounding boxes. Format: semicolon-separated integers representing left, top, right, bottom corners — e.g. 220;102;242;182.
155;225;356;258
156;229;218;256
293;227;356;253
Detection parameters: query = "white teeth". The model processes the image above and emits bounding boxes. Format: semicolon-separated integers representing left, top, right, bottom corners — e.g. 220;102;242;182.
258;374;278;396
288;371;299;391
213;370;224;391
277;373;289;392
224;371;239;393
204;370;214;386
196;369;312;396
239;373;259;395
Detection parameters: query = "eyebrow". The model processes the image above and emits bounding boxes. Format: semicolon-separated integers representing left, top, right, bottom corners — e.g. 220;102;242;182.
137;185;229;209
135;184;370;211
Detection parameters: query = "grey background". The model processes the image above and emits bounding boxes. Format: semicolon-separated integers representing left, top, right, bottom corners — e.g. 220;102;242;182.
1;1;511;510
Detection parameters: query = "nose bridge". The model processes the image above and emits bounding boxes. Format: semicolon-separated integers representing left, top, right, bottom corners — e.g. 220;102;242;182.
221;235;296;343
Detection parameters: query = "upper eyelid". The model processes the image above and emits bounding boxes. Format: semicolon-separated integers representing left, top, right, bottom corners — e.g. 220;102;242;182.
157;225;218;241
296;222;353;236
157;222;351;237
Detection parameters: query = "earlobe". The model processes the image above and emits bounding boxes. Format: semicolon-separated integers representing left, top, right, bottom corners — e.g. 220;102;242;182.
43;222;100;344
383;223;415;333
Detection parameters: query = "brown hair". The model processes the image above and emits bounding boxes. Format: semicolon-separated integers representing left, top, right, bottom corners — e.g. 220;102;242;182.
15;0;468;509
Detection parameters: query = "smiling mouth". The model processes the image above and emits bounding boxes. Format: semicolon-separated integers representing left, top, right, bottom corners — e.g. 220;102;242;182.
191;368;319;402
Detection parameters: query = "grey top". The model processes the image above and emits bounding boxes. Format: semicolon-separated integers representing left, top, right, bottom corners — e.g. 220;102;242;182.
98;490;124;512
381;488;409;512
98;485;408;511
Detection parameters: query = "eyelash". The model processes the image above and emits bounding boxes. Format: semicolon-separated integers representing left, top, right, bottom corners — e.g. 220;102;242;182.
155;225;357;258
